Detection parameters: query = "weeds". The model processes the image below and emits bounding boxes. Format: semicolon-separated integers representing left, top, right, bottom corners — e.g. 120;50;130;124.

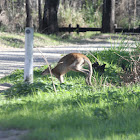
0;36;140;139
120;47;140;84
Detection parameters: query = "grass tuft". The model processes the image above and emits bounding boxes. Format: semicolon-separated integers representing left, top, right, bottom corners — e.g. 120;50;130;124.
0;39;140;140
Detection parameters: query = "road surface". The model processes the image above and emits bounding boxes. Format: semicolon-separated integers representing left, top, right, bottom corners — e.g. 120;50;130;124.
0;43;120;78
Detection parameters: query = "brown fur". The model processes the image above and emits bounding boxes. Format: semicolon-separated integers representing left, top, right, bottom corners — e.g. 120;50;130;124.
41;53;93;85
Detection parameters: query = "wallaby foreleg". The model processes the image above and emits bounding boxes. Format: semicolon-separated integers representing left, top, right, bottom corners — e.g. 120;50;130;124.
58;75;64;83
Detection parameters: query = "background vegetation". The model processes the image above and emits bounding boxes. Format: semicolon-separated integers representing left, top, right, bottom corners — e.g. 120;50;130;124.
0;0;140;32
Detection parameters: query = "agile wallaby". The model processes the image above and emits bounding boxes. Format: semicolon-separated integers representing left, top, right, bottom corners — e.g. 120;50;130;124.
41;53;93;85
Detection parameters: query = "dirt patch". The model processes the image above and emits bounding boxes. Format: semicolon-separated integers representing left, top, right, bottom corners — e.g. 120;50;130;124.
0;83;12;93
0;84;28;140
0;129;28;140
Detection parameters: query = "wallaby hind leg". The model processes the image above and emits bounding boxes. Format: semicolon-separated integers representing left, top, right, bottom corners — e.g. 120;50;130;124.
77;68;92;86
85;73;92;85
78;69;92;85
70;59;89;73
70;61;91;85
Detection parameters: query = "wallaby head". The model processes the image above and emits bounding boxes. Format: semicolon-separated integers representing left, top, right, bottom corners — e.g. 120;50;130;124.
92;62;106;73
92;61;99;68
41;53;93;86
41;65;52;75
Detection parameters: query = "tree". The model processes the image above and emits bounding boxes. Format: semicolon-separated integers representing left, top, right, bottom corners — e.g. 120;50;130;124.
102;0;115;33
38;0;42;31
26;0;33;27
42;0;60;34
134;0;137;27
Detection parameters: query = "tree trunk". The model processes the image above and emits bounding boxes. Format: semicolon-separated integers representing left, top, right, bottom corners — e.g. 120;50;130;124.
134;0;137;27
38;0;42;31
42;0;48;32
26;0;33;27
102;0;115;33
42;0;60;34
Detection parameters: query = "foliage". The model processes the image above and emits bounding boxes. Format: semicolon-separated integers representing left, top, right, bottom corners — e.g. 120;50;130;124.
82;0;102;27
117;17;140;28
58;0;102;28
115;0;140;28
0;0;140;32
0;65;140;140
0;35;140;139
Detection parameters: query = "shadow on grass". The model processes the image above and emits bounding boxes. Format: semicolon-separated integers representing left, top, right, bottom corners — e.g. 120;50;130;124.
41;33;139;46
1;36;24;48
34;32;115;46
0;89;140;140
0;66;121;98
2;82;53;97
1;66;140;139
0;32;138;50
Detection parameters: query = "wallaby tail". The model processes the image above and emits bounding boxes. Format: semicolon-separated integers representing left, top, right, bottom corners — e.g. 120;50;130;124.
84;58;93;86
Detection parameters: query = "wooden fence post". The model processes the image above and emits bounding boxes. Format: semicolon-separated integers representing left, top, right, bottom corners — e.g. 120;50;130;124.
77;24;79;34
68;24;71;34
24;27;34;83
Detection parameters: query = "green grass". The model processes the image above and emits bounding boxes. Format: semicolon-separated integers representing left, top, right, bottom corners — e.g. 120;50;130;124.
0;31;139;49
0;32;64;48
0;45;140;140
0;31;100;48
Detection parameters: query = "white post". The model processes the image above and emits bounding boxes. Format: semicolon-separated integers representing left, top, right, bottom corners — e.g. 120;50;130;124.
24;27;34;83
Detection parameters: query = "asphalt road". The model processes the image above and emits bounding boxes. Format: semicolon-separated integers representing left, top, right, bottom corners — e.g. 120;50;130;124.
0;43;112;78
